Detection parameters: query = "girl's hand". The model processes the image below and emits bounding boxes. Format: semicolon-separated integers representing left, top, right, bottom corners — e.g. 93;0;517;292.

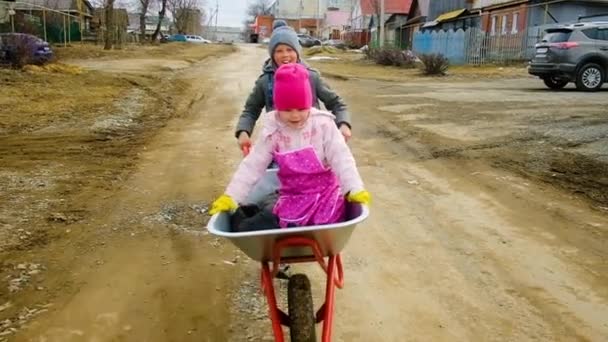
339;124;352;142
209;195;238;215
237;131;252;151
347;190;371;205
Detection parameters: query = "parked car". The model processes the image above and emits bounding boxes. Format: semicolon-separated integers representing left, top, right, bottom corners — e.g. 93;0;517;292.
322;39;347;49
168;34;187;42
185;35;211;44
0;33;53;65
297;34;321;48
528;22;608;91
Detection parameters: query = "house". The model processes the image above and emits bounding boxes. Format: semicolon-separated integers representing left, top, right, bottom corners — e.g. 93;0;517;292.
321;0;355;39
323;8;350;39
6;0;94;42
423;0;480;31
344;0;372;46
402;0;430;46
360;0;412;46
526;0;608;27
472;1;527;36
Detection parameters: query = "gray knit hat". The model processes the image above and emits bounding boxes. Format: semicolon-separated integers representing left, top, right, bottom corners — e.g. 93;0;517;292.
268;20;302;62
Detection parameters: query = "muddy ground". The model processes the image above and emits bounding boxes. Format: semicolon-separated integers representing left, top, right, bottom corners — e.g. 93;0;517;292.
0;44;607;341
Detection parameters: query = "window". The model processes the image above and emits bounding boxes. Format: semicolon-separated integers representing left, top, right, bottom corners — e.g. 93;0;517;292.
512;13;519;34
501;15;508;35
597;28;608;41
542;29;573;43
491;16;497;35
583;28;599;40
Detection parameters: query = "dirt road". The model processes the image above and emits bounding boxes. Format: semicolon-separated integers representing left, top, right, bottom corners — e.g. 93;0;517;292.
3;44;608;341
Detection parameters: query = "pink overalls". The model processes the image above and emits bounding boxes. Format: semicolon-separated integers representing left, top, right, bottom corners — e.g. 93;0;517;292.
273;146;345;228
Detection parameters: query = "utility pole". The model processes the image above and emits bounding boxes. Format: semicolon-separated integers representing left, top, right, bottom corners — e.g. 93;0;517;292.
298;0;303;33
379;0;385;47
316;0;320;38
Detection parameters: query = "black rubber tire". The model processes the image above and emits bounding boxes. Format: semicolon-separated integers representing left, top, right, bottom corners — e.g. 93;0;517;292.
575;63;604;92
288;274;316;342
543;77;569;90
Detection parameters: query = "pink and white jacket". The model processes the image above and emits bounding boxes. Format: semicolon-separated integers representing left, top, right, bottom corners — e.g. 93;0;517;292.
225;108;364;203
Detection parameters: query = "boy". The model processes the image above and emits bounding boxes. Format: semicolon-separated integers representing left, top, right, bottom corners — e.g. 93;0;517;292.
236;20;352;150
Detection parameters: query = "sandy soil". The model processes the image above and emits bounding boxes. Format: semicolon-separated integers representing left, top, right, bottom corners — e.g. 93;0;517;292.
0;44;607;342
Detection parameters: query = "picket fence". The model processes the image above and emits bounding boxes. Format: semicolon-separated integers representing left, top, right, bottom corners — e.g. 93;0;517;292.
412;26;553;65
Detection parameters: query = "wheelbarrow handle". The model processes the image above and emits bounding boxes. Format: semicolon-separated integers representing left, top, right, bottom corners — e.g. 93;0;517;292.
242;143;251;157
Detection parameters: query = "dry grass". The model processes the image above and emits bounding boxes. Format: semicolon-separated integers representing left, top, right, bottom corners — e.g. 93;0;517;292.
54;42;236;62
309;55;529;82
1;43;237;135
0;68;131;134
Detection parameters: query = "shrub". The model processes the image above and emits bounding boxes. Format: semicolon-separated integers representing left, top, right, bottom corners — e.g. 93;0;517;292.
2;34;41;68
419;53;449;76
365;46;416;68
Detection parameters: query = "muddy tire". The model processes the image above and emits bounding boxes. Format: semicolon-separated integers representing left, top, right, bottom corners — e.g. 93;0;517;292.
576;63;604;92
543;77;568;90
288;274;316;342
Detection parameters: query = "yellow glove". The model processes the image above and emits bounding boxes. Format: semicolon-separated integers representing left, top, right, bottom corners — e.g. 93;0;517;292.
209;194;238;215
347;190;371;205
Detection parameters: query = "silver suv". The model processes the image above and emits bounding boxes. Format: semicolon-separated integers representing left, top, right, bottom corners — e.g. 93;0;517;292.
528;21;608;91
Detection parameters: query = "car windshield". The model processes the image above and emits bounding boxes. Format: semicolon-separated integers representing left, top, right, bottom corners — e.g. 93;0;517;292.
542;30;573;43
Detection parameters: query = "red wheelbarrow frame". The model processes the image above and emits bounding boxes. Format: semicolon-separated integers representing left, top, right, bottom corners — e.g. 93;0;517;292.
260;236;344;342
241;145;345;341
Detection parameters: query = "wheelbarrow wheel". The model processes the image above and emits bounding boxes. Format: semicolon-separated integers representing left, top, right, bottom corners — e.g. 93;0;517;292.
288;274;316;342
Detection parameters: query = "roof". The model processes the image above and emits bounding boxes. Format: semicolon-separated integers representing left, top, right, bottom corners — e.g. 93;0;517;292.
18;0;93;12
361;0;413;15
435;8;467;22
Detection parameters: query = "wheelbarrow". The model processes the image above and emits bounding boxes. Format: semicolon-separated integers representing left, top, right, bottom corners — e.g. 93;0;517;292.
207;169;369;342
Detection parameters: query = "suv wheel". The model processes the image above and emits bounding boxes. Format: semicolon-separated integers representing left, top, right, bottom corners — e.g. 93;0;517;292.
543;77;569;90
576;63;604;91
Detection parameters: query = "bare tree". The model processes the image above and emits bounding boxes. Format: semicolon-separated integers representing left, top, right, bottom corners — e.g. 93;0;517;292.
104;0;115;49
168;0;205;34
138;0;153;42
242;0;272;40
151;0;167;41
246;0;272;19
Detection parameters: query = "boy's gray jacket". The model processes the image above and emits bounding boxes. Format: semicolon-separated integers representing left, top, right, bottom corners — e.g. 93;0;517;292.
235;60;351;137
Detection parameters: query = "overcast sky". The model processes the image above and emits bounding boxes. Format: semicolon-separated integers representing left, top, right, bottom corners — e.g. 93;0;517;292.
212;0;250;28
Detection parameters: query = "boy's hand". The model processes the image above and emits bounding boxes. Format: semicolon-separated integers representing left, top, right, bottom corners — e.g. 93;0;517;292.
347;190;371;205
209;195;238;215
339;124;352;142
237;131;252;150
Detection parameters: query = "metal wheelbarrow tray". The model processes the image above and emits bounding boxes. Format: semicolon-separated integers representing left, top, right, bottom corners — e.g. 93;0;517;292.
207;170;369;342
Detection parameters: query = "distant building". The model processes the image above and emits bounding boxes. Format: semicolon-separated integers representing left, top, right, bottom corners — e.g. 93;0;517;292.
251;15;274;40
127;13;171;37
202;26;242;42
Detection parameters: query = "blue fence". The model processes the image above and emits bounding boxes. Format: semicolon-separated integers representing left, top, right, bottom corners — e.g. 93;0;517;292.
413;29;467;64
412;27;548;65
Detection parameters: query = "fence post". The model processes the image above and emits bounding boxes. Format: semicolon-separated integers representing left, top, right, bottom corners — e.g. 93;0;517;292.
68;18;71;44
63;16;67;47
43;9;47;42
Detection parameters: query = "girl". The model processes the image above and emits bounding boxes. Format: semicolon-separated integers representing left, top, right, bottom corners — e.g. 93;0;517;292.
211;63;369;227
236;20;353;152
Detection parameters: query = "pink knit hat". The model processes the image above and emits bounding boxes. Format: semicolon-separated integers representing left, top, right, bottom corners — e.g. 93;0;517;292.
273;63;312;111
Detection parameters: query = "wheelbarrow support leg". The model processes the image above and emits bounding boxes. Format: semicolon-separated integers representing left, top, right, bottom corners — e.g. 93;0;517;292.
261;263;287;342
320;254;344;342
